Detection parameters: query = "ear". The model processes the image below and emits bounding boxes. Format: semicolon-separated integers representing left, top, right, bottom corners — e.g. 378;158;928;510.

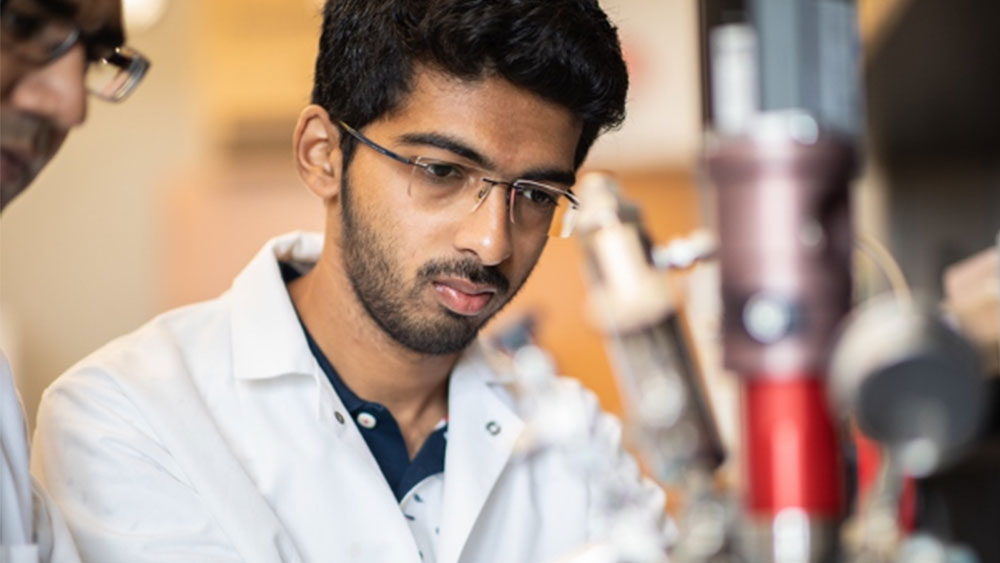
294;104;343;201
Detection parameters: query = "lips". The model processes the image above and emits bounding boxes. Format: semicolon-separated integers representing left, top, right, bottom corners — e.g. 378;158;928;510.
432;278;499;316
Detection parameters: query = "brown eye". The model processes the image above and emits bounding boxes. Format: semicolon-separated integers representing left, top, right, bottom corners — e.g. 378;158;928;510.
516;185;557;207
423;162;462;180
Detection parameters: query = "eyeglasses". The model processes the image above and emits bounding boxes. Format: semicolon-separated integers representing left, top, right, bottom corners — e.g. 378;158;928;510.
1;0;150;102
338;121;579;239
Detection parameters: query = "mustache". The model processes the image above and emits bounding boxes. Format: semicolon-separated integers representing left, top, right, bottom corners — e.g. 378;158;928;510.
0;109;56;156
418;259;511;294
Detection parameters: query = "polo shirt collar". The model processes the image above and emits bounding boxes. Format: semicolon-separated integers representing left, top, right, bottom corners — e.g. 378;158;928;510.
301;324;367;413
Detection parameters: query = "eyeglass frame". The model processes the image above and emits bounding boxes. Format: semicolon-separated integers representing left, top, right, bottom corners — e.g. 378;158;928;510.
337;120;580;238
0;0;150;102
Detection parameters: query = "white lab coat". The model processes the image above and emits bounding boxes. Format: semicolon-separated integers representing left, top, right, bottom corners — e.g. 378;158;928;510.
31;232;666;563
2;354;81;563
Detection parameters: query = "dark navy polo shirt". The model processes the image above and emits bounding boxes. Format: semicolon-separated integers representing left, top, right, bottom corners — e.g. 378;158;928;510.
281;262;447;502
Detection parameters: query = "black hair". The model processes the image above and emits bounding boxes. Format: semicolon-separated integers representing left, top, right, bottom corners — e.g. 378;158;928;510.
311;0;629;168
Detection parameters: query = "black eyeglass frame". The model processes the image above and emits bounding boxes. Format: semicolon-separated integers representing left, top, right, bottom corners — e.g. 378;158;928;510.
337;120;580;209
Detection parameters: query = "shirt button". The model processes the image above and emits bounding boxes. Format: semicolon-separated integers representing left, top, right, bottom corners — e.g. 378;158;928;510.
357;412;377;429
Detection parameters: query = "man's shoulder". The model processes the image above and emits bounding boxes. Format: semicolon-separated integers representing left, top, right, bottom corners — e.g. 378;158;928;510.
45;295;233;401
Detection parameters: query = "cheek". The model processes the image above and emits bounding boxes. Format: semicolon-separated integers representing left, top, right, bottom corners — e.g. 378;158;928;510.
0;54;25;99
369;192;422;254
509;236;548;284
348;162;406;238
399;214;456;271
352;174;435;274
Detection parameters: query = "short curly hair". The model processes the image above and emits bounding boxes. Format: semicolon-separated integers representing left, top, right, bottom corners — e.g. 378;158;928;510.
311;0;629;168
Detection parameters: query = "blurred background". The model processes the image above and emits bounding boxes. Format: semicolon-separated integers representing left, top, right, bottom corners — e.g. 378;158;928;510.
1;0;996;446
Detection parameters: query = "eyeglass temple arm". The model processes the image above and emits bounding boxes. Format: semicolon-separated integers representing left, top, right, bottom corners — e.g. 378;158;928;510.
337;121;415;167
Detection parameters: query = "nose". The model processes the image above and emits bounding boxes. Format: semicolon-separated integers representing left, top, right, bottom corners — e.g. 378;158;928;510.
453;182;514;266
8;45;88;129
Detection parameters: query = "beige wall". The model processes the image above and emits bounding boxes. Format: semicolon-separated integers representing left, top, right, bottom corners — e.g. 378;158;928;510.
0;0;204;425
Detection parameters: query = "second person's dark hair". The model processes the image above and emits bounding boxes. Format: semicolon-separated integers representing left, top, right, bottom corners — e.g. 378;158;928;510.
311;0;629;168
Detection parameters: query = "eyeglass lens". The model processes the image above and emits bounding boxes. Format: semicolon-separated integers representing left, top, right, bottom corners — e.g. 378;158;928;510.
87;46;149;102
408;157;577;238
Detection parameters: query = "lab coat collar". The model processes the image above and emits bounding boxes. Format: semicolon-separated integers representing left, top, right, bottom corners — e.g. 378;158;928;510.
229;231;324;382
228;232;529;561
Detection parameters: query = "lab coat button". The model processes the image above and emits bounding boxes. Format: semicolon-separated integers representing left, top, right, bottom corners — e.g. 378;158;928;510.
334;411;345;424
486;421;501;435
357;412;377;429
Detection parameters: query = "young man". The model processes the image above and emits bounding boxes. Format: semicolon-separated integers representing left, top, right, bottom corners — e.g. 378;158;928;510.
1;0;149;560
32;1;665;562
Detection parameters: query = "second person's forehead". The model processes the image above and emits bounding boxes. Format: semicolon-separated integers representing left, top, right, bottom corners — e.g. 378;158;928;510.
377;69;581;173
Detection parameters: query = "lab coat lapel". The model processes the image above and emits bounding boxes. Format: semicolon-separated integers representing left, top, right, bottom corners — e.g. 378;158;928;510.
439;344;524;563
229;233;422;560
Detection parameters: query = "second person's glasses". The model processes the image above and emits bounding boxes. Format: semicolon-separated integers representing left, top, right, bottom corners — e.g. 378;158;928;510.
1;0;150;102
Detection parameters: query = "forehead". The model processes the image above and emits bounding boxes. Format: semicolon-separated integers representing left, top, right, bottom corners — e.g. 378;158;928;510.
374;68;582;173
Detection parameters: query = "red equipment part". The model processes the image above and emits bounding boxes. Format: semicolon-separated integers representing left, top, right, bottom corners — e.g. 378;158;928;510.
745;378;843;516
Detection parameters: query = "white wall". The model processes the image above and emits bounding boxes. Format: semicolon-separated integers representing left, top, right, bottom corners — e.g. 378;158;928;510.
587;0;702;170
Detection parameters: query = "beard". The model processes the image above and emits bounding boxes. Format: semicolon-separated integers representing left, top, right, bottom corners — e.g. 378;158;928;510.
339;175;518;355
0;108;60;211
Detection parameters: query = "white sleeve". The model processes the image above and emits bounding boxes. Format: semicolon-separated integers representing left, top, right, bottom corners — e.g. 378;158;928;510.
545;378;672;563
2;352;82;563
0;352;33;546
585;394;671;542
1;356;37;561
32;482;81;563
30;367;244;563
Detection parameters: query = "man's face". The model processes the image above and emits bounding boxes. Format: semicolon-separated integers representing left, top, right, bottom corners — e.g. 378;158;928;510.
338;70;581;355
0;0;123;209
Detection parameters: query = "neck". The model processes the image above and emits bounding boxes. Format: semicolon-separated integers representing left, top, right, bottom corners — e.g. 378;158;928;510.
288;235;456;445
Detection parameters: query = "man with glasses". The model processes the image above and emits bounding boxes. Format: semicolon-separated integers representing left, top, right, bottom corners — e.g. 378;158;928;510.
32;1;666;561
1;0;148;560
0;0;148;208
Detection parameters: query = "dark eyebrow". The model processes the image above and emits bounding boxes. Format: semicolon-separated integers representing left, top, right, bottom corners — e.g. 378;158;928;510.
397;132;497;171
396;131;575;186
518;168;576;188
35;0;77;18
33;0;126;48
83;26;125;49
